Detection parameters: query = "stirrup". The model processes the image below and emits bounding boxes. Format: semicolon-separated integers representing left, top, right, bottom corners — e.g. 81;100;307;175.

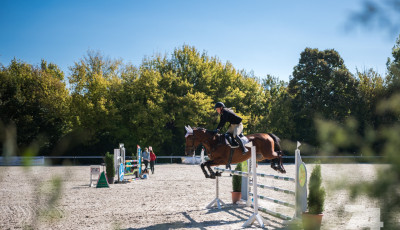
242;148;249;155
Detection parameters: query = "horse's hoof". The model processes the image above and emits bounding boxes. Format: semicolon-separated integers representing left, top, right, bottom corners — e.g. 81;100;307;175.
210;174;216;179
215;172;222;177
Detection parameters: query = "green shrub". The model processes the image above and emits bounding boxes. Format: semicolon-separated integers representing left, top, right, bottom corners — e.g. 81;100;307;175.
105;152;115;178
232;162;242;192
308;164;326;214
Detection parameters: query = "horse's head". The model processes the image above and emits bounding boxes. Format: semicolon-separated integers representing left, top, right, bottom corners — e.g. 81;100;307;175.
184;125;209;156
184;125;196;156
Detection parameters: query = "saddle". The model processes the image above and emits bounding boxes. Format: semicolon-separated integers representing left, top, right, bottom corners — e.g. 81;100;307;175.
223;133;249;148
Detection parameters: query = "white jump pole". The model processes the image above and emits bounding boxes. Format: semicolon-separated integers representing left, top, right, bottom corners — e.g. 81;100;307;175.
200;147;205;164
206;175;226;209
243;145;268;228
295;141;307;219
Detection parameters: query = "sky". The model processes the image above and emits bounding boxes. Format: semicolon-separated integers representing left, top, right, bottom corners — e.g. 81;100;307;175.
0;0;398;83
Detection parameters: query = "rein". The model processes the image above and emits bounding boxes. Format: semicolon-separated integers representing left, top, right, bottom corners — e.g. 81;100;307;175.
192;129;214;159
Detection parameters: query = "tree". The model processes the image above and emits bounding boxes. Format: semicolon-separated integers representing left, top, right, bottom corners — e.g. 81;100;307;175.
68;50;122;154
288;48;358;146
355;68;385;130
258;75;295;140
0;59;71;155
386;35;400;96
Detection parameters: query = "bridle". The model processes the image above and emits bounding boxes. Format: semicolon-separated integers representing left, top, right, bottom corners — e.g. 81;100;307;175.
189;131;196;153
185;126;213;159
186;130;196;155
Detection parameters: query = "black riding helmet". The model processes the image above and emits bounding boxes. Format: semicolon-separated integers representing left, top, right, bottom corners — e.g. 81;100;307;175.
214;102;225;109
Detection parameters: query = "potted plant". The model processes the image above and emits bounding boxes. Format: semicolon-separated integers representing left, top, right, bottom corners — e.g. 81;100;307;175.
303;164;326;230
232;162;243;204
104;152;115;184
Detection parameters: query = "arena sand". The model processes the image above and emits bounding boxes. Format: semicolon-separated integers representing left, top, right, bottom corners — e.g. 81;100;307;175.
0;163;385;229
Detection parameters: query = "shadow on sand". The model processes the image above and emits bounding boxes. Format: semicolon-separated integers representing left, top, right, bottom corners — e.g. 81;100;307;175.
123;205;288;230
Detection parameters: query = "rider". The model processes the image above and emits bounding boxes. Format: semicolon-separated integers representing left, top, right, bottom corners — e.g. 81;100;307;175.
214;102;248;154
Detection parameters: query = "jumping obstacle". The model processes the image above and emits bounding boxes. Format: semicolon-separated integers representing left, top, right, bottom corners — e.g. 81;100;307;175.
114;144;144;182
89;165;101;187
89;164;109;188
114;143;126;183
209;142;307;228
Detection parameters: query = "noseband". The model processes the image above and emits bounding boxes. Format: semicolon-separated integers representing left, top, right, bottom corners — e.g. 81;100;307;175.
187;131;196;153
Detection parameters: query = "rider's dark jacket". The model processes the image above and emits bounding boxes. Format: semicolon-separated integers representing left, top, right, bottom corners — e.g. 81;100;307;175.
216;108;242;130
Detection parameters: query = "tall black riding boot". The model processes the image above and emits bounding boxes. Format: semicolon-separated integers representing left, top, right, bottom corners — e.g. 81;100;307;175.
235;136;248;154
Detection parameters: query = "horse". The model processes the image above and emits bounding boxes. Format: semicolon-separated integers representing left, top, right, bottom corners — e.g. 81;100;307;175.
184;125;286;179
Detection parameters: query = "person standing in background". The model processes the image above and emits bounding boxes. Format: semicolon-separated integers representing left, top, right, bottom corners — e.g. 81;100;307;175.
142;147;150;170
150;148;156;174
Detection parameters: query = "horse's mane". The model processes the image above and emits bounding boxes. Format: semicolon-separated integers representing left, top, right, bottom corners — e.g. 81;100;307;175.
193;127;215;136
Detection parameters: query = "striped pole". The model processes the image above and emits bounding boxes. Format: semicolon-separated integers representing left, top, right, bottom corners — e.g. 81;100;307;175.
250;182;296;195
249;192;295;208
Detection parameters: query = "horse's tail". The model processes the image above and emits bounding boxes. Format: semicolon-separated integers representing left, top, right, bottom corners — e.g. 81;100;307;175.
267;133;282;152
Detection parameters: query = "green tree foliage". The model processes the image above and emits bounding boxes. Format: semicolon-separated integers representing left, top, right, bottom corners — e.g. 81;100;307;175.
0;59;70;155
288;48;359;146
386;35;400;96
116;45;269;154
257;75;295;138
2;38;400;157
68;50;122;154
355;68;385;130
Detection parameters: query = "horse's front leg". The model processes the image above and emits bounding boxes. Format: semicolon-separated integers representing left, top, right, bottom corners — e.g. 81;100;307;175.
200;162;210;178
206;162;216;179
205;161;222;179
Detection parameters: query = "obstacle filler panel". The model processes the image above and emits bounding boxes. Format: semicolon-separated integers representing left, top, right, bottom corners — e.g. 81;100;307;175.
89;165;101;187
96;172;110;188
210;142;307;228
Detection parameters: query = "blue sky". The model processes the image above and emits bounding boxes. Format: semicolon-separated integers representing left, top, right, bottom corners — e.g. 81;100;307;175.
0;0;398;83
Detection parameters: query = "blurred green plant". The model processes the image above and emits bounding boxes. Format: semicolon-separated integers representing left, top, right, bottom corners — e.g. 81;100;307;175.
316;92;400;228
0;123;64;229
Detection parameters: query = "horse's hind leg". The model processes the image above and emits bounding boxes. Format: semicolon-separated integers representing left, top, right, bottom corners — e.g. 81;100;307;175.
277;151;286;173
271;151;286;174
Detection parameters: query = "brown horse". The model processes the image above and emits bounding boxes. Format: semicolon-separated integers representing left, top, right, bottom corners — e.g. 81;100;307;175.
184;126;286;179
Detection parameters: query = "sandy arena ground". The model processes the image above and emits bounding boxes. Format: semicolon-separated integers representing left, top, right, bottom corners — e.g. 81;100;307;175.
0;163;386;229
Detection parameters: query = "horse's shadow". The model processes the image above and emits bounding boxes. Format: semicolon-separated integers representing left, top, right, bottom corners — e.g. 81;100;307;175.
123;205;289;230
